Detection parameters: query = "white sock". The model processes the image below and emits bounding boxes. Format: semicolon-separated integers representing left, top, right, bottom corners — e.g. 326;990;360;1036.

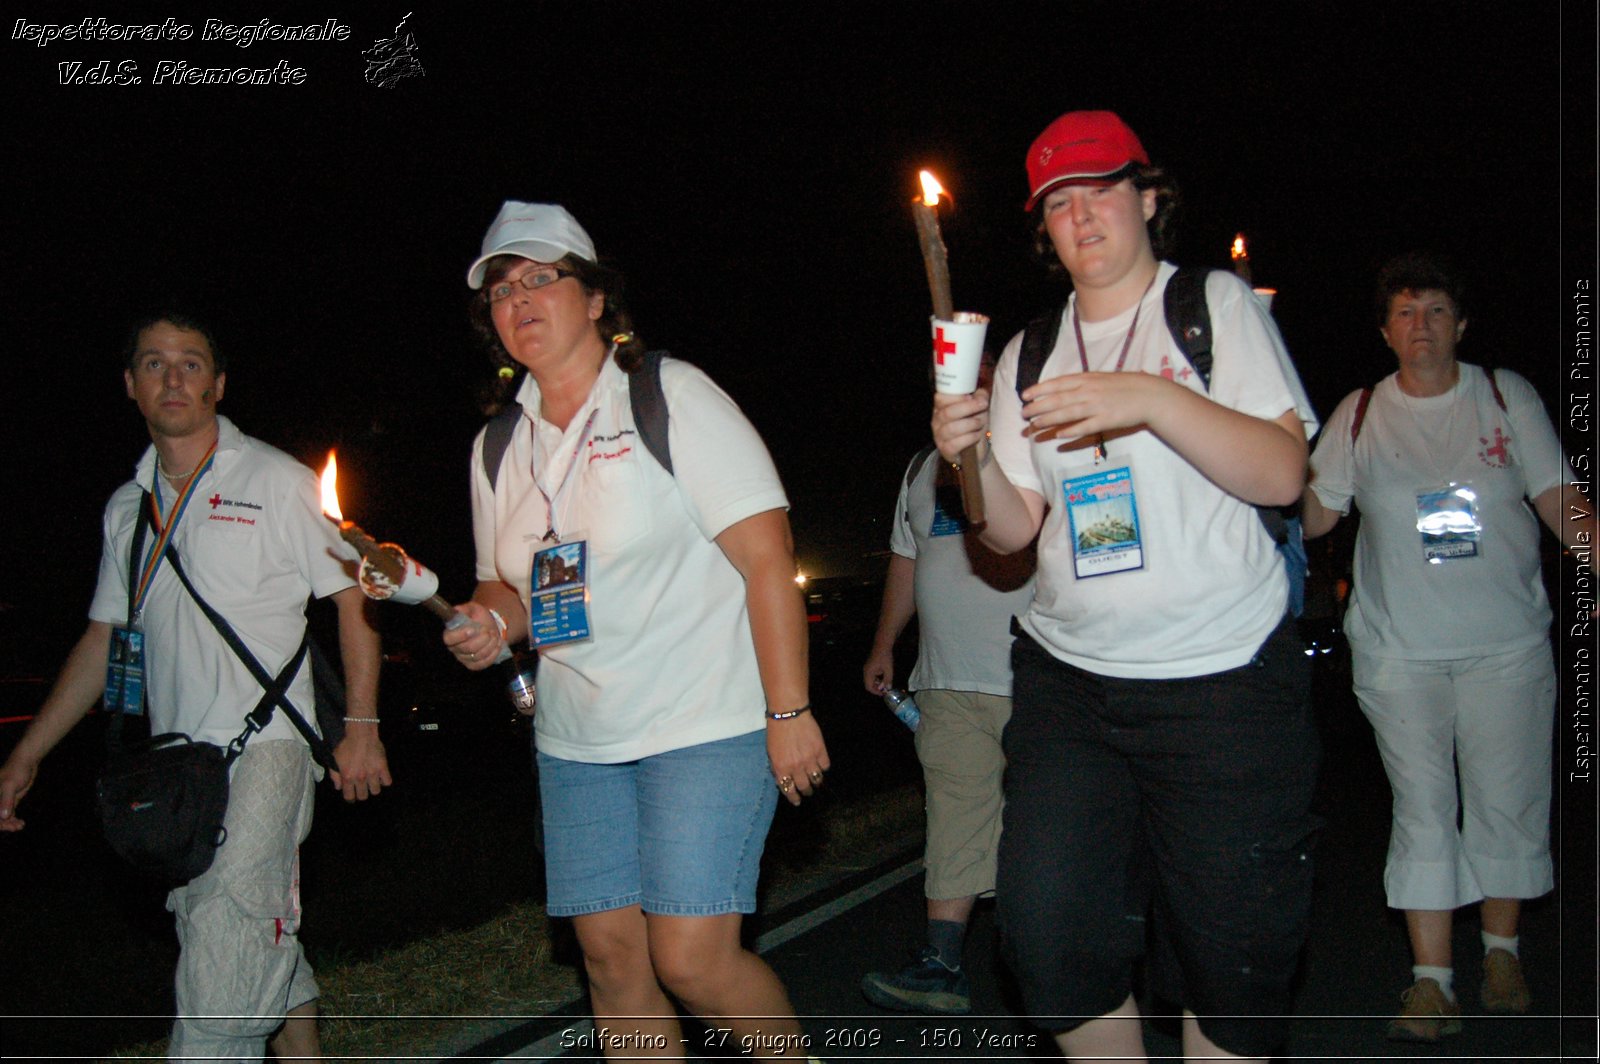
1413;964;1455;1001
1482;931;1519;958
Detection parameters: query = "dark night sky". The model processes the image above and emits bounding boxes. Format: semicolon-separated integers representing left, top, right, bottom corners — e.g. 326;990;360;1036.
3;2;1593;648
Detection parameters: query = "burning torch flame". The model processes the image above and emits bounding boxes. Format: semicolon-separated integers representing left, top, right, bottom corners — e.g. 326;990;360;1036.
1231;234;1248;262
319;451;343;521
919;170;946;208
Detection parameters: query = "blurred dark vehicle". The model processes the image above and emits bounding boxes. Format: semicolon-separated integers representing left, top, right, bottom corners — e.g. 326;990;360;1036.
804;574;883;650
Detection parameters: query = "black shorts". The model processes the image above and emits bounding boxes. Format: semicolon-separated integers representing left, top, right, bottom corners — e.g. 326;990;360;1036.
997;618;1321;1058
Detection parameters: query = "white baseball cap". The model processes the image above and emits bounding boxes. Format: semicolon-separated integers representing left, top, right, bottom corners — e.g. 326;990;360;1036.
466;201;596;289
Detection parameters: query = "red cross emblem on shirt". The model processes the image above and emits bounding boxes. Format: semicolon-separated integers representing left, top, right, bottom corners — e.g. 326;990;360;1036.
1479;427;1511;468
209;493;223;509
933;327;956;365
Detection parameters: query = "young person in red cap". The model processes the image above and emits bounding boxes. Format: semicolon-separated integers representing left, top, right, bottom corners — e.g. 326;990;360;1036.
931;110;1321;1061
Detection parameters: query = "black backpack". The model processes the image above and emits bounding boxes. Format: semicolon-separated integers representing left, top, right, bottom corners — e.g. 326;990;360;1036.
1015;266;1307;616
481;350;675;489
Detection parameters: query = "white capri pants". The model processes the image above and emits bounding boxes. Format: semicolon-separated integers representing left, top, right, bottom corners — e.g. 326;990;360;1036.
166;740;318;1060
1353;642;1555;911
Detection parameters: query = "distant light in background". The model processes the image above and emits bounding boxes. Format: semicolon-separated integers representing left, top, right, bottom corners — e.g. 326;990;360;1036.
794;570;808;587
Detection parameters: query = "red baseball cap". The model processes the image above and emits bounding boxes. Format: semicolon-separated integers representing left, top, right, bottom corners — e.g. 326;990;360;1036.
1024;110;1149;210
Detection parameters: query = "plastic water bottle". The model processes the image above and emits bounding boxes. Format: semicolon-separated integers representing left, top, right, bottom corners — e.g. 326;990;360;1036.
504;653;538;716
882;688;921;731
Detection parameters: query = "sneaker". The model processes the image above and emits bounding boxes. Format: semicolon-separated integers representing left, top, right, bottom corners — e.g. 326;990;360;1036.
1481;948;1531;1014
1386;977;1462;1043
861;947;972;1015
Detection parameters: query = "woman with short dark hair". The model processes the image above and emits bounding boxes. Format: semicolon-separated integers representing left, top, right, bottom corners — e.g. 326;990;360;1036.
1303;249;1594;1043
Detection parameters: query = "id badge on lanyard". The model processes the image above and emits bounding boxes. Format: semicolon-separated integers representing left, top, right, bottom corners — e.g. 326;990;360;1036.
526;410;600;648
529;537;593;647
1416;482;1482;564
105;624;147;716
1063;465;1145;578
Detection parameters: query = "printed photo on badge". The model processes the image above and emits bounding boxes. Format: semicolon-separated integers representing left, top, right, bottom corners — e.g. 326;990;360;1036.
1063;466;1146;578
534;541;586;593
530;539;593;648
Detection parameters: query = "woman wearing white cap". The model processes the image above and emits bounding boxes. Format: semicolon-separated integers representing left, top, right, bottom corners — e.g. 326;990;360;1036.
932;112;1321;1061
447;201;826;1059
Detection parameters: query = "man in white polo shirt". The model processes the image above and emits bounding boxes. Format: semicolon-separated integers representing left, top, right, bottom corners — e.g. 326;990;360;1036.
0;312;390;1059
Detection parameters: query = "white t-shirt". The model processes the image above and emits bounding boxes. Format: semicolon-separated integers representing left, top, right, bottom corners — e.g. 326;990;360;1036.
990;263;1318;679
471;355;790;763
1308;364;1569;660
89;417;357;749
889;449;1035;695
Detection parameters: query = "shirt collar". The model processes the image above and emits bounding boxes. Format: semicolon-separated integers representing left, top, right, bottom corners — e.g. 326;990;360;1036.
512;348;625;427
133;415;242;481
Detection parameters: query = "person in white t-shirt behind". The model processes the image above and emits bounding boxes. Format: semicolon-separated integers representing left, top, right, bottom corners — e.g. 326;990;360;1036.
1302;250;1597;1044
858;402;1035;1015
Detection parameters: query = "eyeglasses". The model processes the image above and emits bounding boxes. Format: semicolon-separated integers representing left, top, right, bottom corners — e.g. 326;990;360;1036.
488;267;573;303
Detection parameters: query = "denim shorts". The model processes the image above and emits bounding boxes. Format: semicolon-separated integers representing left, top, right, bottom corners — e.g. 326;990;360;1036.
536;729;779;918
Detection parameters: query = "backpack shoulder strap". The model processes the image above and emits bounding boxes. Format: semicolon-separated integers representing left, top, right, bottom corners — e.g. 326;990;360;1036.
1016;304;1066;400
480;405;521;492
1350;386;1376;446
903;444;938;493
1162;265;1216;390
629;350;673;475
1484;365;1508;412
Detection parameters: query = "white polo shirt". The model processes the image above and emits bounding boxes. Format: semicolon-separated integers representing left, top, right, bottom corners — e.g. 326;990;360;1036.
472;354;790;763
89;417;358;748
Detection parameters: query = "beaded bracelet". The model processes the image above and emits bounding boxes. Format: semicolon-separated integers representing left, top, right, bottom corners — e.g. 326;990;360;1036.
765;704;812;721
343;716;380;724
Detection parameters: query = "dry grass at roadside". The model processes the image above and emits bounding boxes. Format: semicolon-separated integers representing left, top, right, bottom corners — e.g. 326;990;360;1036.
107;781;923;1062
